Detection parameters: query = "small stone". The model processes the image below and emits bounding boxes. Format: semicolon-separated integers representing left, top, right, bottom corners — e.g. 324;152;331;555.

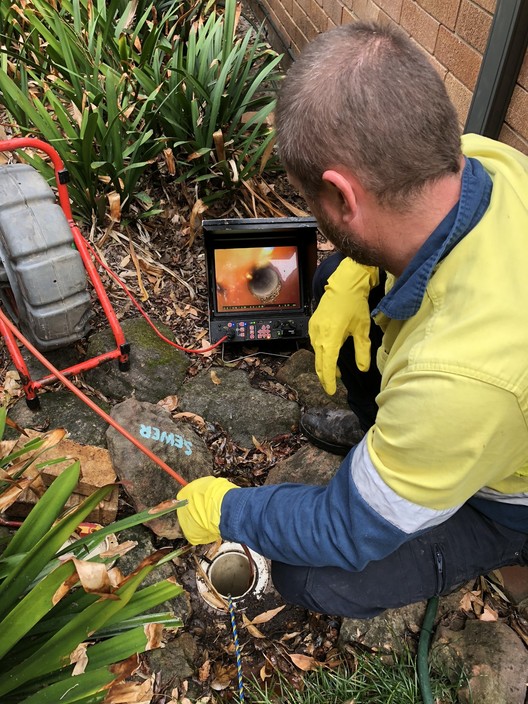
146;632;198;683
178;367;300;448
106;399;214;539
265;443;341;486
339;601;427;655
85;317;190;403
7;390;110;446
275;349;349;409
431;620;528;704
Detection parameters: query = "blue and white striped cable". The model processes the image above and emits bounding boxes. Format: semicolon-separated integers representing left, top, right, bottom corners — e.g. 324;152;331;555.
228;595;245;703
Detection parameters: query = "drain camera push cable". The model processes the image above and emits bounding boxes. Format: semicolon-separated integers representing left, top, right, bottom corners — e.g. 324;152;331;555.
0;307;249;702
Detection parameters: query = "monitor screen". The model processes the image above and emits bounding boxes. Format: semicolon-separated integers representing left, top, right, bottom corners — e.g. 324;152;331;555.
213;245;301;313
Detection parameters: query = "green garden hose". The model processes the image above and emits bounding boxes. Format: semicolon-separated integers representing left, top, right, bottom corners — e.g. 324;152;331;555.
417;595;440;704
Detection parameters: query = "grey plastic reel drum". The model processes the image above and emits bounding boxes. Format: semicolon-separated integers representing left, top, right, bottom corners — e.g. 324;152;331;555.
0;164;92;350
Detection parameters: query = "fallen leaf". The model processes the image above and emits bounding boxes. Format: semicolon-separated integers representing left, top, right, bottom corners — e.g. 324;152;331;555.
72;558;115;595
479;605;498;622
0;478;32;511
2;370;21;401
248;604;285;625
158;395;179;412
107;191;121;222
260;663;272;681
189;198;207;246
164;147;176;175
459;589;484;613
100;539;136;560
210;664;237;691
280;631;302;642
210;370;221;385
213;129;226;162
144;622;164;649
287;653;319;671
198;658;211;682
242;613;266;638
105;676;154;703
204;539;222;560
129;238;149;302
70;642;89;675
173;411;206;427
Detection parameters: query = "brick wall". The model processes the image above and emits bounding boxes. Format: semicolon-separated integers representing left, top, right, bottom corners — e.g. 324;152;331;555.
248;0;528;155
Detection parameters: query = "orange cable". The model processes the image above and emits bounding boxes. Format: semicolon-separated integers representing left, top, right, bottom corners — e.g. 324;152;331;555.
0;309;188;487
85;241;227;353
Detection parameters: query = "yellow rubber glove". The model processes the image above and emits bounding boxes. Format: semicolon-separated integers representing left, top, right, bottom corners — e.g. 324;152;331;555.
176;476;238;545
309;258;379;395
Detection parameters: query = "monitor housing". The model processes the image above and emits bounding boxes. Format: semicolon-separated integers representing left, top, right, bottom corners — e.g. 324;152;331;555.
203;217;318;343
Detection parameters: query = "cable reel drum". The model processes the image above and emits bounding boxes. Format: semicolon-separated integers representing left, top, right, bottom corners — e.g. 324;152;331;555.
0;163;92;350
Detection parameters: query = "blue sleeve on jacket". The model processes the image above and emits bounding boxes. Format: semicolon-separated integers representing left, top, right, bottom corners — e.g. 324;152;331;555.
219;447;412;571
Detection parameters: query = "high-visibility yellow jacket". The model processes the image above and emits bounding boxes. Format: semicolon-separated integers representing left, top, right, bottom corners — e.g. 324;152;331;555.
220;134;528;570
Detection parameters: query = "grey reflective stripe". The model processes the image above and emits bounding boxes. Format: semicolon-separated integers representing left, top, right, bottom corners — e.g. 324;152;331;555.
350;437;460;534
474;486;528;505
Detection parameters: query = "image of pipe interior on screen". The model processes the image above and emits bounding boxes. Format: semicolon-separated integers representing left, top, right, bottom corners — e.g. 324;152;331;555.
214;245;301;312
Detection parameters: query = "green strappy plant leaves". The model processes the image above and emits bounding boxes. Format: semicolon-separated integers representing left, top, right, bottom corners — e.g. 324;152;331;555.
0;406;185;703
0;0;283;222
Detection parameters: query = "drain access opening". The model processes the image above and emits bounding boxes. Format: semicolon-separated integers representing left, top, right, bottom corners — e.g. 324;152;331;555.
196;542;269;611
208;552;254;598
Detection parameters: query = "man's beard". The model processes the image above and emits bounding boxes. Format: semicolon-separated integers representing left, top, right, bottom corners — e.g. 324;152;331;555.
316;209;383;268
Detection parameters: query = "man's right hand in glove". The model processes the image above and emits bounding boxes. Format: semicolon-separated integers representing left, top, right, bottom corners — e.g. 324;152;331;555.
176;476;239;545
309;257;379;395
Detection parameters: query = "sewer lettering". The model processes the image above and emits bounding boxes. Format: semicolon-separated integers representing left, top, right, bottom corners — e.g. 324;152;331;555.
139;424;192;455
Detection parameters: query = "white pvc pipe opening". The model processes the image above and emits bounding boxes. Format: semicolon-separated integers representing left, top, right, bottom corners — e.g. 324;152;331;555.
196;542;269;610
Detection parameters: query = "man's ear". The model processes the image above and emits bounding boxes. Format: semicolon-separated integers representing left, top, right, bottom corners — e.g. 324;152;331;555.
321;169;358;224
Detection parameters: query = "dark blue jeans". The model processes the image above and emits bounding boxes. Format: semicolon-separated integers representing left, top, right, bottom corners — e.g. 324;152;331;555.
271;253;528;618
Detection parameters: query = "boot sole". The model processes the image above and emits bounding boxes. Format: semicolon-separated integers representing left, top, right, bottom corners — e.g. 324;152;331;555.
299;417;353;456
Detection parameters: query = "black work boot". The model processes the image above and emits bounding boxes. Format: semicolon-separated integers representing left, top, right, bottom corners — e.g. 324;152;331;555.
300;408;365;455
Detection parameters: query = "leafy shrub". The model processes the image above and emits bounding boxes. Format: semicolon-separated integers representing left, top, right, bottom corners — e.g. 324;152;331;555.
0;0;282;222
0;0;171;222
0;407;184;703
133;0;283;202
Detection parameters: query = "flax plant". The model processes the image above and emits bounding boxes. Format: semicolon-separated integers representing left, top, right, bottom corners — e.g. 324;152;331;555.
0;0;172;222
0;0;282;222
0;406;185;703
133;0;283;201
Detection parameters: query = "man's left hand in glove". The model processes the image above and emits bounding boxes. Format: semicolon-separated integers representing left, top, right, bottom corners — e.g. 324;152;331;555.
176;476;239;544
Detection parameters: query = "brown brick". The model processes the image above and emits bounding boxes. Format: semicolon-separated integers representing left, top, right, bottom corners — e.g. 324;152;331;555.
341;5;356;23
444;71;472;125
416;0;461;30
424;47;448;79
295;8;318;38
377;8;401;29
505;85;528;142
268;4;297;50
375;0;403;21
435;25;482;90
401;0;440;53
282;0;294;16
292;0;319;41
456;0;492;53
518;50;528;92
323;0;344;25
269;3;293;35
471;0;495;12
499;123;528;158
349;0;380;20
310;0;329;30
